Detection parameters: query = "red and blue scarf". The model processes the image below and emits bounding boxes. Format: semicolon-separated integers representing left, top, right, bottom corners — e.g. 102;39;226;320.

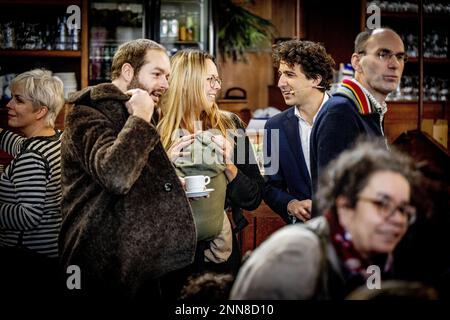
325;210;393;282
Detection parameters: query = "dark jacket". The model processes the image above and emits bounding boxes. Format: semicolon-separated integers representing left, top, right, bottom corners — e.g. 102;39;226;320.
263;107;312;223
310;94;384;193
226;113;264;230
59;83;196;299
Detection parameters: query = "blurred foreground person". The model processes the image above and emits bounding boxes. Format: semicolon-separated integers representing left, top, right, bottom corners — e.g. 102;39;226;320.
231;139;421;299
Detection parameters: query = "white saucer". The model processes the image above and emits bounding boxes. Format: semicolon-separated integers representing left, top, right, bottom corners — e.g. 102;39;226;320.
186;188;214;198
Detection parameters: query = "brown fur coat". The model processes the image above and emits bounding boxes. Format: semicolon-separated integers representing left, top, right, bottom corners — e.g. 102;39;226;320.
59;83;196;299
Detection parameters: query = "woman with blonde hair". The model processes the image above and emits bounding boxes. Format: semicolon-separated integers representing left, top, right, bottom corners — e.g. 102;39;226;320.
157;49;263;296
0;69;64;294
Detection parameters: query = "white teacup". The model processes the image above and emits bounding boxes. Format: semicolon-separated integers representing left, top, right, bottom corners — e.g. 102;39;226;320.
185;175;211;192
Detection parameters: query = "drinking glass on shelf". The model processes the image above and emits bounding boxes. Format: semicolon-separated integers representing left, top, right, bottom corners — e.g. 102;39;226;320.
429;77;438;101
412;75;419;101
22;23;41;49
3;21;16;49
160;12;169;39
438;78;448;102
43;24;55;50
167;12;179;39
423;76;429;102
388;84;401;101
403;33;418;58
401;75;414;101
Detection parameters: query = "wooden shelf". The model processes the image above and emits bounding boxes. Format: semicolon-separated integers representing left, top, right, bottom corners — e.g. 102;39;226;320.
173;41;201;45
424;13;450;21
387;100;447;105
0;50;81;58
407;58;450;64
380;12;450;20
380;12;418;19
0;0;88;88
0;0;81;5
160;40;201;45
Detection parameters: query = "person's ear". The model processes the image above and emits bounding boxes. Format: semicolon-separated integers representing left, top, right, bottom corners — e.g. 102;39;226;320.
312;75;323;87
335;195;354;228
121;63;135;84
34;106;49;121
351;53;363;73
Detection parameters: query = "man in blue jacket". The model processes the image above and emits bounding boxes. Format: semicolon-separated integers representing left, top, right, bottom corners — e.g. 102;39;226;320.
310;28;406;195
263;40;335;223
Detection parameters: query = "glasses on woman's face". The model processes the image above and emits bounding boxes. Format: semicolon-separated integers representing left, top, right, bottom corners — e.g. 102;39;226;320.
207;76;222;88
358;194;417;225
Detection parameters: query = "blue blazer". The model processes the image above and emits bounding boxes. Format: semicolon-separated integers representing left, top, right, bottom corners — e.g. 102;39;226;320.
263;107;312;223
310;95;384;194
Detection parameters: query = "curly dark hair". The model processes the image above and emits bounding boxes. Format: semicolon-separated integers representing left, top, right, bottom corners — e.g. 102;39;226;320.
272;39;336;91
315;138;421;215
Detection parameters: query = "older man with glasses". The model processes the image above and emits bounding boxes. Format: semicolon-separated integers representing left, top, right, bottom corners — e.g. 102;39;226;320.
310;27;407;198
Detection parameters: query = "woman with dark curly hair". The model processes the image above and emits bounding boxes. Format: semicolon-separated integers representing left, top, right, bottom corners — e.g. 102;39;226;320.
231;139;421;299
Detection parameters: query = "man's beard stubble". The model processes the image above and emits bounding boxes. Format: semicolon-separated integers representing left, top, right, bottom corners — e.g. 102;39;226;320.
127;75;146;92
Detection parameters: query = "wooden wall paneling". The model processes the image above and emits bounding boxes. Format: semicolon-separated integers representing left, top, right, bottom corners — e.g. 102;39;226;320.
302;0;362;66
266;0;299;111
219;53;273;111
238;214;256;256
271;0;297;38
239;202;285;256
219;0;272;111
384;103;419;143
384;102;446;143
268;85;288;111
219;0;298;112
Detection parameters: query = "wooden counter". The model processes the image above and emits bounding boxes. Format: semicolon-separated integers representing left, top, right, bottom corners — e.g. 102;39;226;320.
236;201;286;256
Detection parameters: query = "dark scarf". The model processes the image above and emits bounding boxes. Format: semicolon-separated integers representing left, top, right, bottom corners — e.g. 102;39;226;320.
325;210;393;286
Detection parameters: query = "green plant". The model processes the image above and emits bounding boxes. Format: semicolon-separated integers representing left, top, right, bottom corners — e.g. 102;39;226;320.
216;0;276;62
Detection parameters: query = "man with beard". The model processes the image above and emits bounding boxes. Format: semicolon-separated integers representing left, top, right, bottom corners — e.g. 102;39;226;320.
59;39;196;302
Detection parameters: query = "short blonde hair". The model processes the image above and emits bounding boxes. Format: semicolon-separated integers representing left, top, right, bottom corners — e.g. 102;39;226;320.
11;69;65;127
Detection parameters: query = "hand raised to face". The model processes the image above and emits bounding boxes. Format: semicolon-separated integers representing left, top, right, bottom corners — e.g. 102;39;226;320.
125;88;155;123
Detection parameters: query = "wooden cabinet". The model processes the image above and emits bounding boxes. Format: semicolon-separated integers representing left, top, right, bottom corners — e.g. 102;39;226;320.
362;0;450;147
385;101;446;143
236;202;286;256
0;0;87;167
0;0;89;92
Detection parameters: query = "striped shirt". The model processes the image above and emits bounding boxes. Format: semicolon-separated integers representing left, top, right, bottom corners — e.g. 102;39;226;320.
0;130;62;258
